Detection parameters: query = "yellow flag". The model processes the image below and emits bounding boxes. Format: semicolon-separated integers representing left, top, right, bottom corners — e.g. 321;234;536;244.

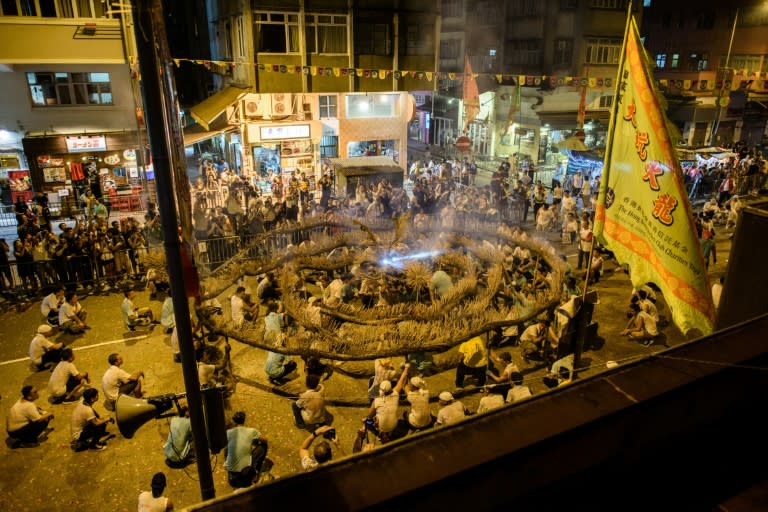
594;16;715;336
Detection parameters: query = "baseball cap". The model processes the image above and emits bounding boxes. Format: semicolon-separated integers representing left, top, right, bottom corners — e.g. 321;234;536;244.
410;376;426;389
37;324;53;335
438;391;454;402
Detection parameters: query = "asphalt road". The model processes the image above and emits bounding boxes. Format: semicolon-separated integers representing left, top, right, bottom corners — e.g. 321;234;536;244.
0;215;731;511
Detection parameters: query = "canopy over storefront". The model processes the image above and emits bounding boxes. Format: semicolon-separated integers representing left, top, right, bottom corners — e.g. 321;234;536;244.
329;156;404;197
189;86;248;130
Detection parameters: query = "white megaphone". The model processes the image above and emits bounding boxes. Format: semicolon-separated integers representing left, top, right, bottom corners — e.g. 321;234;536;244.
115;393;177;438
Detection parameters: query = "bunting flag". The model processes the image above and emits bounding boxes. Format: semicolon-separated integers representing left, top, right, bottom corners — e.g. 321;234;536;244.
576;83;587;128
463;56;480;132
594;15;715;336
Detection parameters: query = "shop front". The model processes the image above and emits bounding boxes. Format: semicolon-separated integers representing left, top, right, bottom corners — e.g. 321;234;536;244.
245;122;321;197
22;131;148;217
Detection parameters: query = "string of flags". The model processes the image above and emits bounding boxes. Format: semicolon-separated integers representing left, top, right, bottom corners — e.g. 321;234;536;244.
168;57;768;91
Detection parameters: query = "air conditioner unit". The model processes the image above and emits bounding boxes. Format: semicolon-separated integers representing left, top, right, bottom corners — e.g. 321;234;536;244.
271;93;293;116
244;95;269;118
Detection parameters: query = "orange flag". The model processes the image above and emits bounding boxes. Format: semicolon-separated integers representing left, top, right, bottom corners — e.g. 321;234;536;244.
463;56;480;133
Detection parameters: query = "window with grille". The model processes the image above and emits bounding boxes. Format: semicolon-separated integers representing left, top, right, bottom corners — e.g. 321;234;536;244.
355;22;390;55
320;135;338;158
319;95;337;119
728;55;764;73
441;38;462;59
305;14;347;54
26;72;112;106
402;23;434;56
585;38;622;64
655;53;666;69
599;95;613;108
560;0;578;9
554;39;573;66
507;39;541;66
509;0;541;16
1;0;112;17
670;53;679;69
253;11;299;53
442;0;462;17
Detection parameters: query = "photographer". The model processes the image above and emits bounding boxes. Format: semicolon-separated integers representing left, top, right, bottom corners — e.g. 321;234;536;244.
299;425;341;470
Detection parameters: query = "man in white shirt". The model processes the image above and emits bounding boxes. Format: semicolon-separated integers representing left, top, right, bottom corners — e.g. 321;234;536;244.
70;388;114;452
405;376;432;431
121;289;154;331
292;374;329;430
366;364;410;442
230;286;258;327
6;385;54;448
477;385;505;414
29;324;63;371
435;391;468;426
101;353;144;408
48;348;90;403
40;286;64;326
506;372;533;403
59;291;89;334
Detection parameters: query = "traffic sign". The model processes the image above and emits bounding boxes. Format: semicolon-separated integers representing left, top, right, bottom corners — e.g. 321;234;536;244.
455;135;471;153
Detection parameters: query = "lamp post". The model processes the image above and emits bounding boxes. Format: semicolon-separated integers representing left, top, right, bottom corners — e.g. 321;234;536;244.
709;7;739;146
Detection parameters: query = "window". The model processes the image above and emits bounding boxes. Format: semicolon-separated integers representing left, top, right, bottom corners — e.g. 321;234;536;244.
345;94;399;119
442;0;462;17
728;55;763;73
320;135;338;158
509;0;541;16
590;0;627;8
643;0;651;6
670;53;679;69
253;11;299;53
305;14;347;54
560;0;578;9
402;23;434;56
440;38;462;59
599;95;613;108
655;53;667;69
585;38;622;64
696;11;715;29
319;95;337;118
554;39;573;66
688;53;709;71
355;22;390;55
26;72;112;106
507;39;541;67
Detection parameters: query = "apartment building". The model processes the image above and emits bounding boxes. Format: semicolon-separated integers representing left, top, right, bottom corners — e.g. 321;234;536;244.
642;0;768;147
0;1;146;209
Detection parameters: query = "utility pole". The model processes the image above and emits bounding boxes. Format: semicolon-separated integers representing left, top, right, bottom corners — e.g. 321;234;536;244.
131;0;215;501
710;7;739;146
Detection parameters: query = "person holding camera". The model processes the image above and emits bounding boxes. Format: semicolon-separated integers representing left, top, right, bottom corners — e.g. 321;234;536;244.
299;424;341;470
70;387;115;451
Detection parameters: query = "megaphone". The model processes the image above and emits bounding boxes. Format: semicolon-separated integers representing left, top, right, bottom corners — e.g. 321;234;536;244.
115;394;175;438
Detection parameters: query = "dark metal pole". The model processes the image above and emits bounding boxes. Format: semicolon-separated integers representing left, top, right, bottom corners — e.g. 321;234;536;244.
131;0;215;500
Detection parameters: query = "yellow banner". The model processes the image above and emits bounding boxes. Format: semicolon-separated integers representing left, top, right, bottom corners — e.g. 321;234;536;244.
594;17;715;336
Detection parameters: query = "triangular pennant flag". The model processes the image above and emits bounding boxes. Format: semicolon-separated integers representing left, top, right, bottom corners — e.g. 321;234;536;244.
341;68;348;76
356;69;363;77
279;65;287;73
425;72;433;81
333;67;341;77
496;74;503;83
518;75;526;86
449;72;456;80
310;66;318;76
588;77;596;88
394;71;401;79
683;80;692;90
172;59;180;67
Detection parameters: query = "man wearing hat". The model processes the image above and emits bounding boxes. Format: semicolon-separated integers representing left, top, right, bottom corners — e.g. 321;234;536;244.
436;391;468;426
405;376;432;431
366;364;410;442
29;324;63;371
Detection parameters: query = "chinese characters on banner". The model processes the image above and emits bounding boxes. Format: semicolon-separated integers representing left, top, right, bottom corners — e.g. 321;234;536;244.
593;16;716;336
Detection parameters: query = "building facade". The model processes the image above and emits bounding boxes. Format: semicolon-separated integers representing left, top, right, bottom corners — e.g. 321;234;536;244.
642;0;768;148
0;1;146;210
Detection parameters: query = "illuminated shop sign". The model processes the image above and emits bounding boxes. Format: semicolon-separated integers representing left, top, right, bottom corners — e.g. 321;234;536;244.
260;124;310;140
65;135;107;153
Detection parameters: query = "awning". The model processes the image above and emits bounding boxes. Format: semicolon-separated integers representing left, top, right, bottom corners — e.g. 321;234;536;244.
182;121;236;146
329;156;404;176
189;86;248;130
536;109;611;129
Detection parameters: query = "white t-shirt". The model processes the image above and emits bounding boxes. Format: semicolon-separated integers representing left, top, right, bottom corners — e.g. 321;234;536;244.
29;334;54;365
712;283;723;309
198;362;216;386
59;301;79;325
436;400;466;426
230;294;245;326
41;293;60;317
507;386;532;403
121;297;137;327
407;389;431;428
137;492;168;512
70;400;96;441
7;399;43;432
48;360;79;396
372;393;400;433
102;365;132;401
639;311;659;336
477;394;505;413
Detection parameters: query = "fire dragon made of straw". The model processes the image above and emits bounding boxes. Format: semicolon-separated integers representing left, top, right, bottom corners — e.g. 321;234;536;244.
193;218;566;361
